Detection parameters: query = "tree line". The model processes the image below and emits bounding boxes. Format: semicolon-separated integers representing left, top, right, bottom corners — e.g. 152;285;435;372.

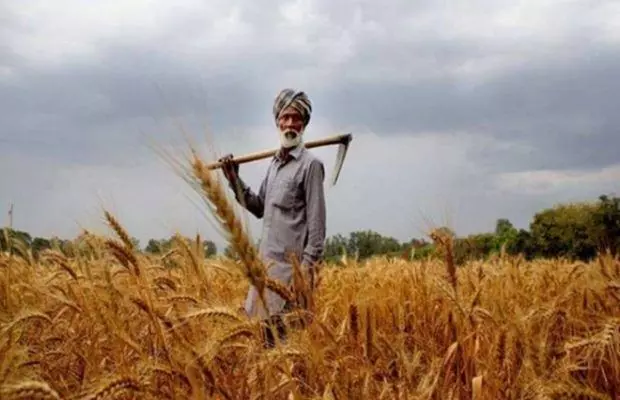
321;194;619;265
2;193;618;265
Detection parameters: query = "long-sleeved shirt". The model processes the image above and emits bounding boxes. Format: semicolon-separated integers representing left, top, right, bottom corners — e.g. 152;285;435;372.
229;144;326;318
231;144;326;268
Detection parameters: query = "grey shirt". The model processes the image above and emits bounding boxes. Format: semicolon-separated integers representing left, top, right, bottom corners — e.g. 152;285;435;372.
230;144;327;269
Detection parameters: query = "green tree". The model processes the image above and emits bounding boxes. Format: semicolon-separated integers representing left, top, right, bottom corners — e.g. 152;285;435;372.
346;230;402;260
401;238;431;259
144;238;171;254
457;233;496;261
507;229;536;259
324;234;348;260
492;218;518;253
590;194;620;256
145;235;216;258
0;228;32;251
495;219;514;236
202;240;217;258
530;202;598;261
31;237;52;259
0;227;33;260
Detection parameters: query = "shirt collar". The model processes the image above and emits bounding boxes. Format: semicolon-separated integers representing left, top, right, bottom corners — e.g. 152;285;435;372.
289;144;304;159
276;143;304;161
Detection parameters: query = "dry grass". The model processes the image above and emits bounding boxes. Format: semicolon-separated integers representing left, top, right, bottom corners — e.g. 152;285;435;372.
1;149;619;399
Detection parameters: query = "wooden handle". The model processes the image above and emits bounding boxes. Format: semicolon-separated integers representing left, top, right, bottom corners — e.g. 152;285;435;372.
206;132;352;170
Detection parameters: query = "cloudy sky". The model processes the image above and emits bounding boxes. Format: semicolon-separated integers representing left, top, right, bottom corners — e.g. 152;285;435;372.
1;1;619;251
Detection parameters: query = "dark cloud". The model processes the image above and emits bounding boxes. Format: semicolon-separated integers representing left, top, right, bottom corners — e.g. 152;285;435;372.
0;42;275;165
319;44;620;172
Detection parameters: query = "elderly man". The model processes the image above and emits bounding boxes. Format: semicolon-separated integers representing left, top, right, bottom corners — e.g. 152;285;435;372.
219;88;326;347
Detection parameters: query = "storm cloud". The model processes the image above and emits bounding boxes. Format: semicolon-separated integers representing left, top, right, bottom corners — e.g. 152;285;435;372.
1;0;619;249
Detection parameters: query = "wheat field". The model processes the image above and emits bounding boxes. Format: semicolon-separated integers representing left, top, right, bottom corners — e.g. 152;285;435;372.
1;151;619;399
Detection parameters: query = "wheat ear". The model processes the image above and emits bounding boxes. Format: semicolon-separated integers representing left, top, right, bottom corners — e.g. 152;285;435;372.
84;376;142;400
0;381;61;400
103;210;135;250
188;149;269;314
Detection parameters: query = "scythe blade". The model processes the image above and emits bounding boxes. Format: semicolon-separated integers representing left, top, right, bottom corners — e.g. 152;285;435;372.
330;133;352;186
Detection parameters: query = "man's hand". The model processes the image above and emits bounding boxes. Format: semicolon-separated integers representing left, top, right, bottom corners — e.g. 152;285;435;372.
218;153;239;184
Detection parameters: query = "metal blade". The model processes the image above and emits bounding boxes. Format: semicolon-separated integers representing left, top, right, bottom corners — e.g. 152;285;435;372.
331;141;349;186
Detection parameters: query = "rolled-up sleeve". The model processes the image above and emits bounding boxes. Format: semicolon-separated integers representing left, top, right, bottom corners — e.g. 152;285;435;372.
230;176;267;219
302;159;326;267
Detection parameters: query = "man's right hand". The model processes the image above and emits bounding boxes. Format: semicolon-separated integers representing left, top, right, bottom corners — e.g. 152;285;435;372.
218;153;239;184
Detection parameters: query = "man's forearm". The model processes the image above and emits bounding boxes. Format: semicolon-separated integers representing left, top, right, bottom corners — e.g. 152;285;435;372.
230;177;264;218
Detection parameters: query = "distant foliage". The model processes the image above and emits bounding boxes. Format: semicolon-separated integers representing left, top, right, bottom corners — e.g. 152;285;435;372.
320;193;620;265
144;235;217;258
2;193;618;265
323;230;405;261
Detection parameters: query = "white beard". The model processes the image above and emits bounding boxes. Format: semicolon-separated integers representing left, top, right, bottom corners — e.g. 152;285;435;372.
279;128;304;148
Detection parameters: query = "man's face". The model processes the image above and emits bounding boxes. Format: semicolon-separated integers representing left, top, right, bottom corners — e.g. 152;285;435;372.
277;107;304;136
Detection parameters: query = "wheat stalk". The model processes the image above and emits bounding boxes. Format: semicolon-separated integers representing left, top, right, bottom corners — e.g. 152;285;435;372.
187;148;270;316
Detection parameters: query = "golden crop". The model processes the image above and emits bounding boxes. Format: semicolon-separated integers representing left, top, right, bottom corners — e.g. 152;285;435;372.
0;149;618;399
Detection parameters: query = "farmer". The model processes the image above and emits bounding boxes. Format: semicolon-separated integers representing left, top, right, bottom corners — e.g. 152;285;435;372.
219;88;326;347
